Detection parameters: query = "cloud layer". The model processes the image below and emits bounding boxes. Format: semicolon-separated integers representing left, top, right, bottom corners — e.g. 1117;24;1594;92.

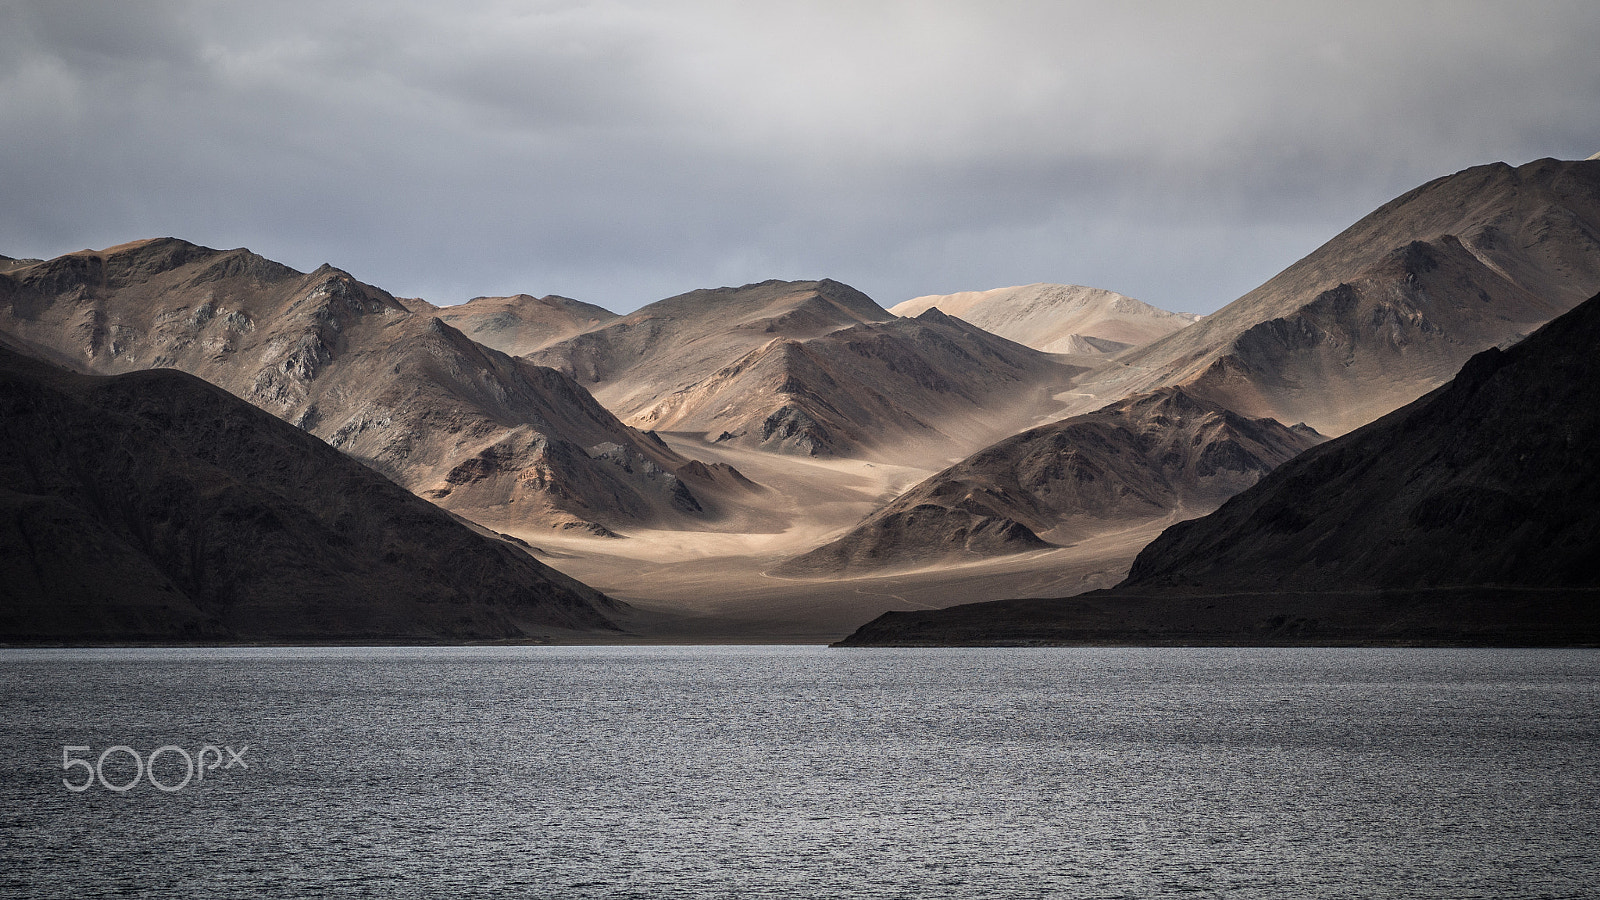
3;1;1597;313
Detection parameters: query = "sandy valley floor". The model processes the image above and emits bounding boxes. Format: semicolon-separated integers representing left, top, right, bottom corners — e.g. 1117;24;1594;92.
505;433;1182;642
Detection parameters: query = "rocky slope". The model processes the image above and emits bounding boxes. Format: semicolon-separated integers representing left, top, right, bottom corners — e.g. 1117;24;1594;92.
785;386;1320;574
0;239;749;534
890;283;1200;355
531;280;1081;460
1068;158;1600;435
837;291;1600;646
0;345;621;643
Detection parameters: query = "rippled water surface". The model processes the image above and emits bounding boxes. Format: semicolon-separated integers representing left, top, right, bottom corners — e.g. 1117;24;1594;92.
2;646;1597;898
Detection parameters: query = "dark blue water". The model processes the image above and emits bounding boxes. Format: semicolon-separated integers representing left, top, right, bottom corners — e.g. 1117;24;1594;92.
1;646;1596;898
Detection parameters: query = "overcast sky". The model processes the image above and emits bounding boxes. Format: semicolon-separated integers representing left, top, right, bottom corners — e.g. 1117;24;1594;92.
2;1;1597;314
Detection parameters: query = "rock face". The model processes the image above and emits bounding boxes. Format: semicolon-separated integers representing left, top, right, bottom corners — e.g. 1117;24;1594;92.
531;280;1081;460
0;345;622;643
0;239;745;533
784;386;1320;574
835;291;1600;646
1070;158;1600;435
890;283;1200;355
432;293;619;356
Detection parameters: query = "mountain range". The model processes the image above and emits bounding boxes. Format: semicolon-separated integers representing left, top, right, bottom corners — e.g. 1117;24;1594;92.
4;156;1599;643
0;240;754;536
838;288;1600;646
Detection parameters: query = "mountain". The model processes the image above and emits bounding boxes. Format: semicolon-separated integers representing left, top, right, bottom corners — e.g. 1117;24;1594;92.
530;280;1082;461
776;158;1600;593
529;278;895;414
0;239;749;534
1066;158;1600;436
783;387;1320;575
1120;292;1600;596
836;291;1600;646
431;293;619;356
627;307;1083;459
0;344;621;643
890;283;1200;355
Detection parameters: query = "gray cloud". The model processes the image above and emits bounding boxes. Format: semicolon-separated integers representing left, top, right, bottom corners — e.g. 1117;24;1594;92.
3;0;1597;313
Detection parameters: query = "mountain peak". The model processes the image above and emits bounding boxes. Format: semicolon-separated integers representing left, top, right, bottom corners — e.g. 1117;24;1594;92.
913;306;957;325
1083;156;1600;436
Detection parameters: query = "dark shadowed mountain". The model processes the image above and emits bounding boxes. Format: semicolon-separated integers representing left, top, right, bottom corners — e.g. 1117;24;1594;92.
783;386;1320;574
837;291;1600;646
1069;158;1600;436
1120;293;1600;595
0;239;750;534
0;345;621;643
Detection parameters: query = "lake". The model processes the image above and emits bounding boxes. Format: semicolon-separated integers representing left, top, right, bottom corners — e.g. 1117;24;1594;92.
1;646;1596;898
